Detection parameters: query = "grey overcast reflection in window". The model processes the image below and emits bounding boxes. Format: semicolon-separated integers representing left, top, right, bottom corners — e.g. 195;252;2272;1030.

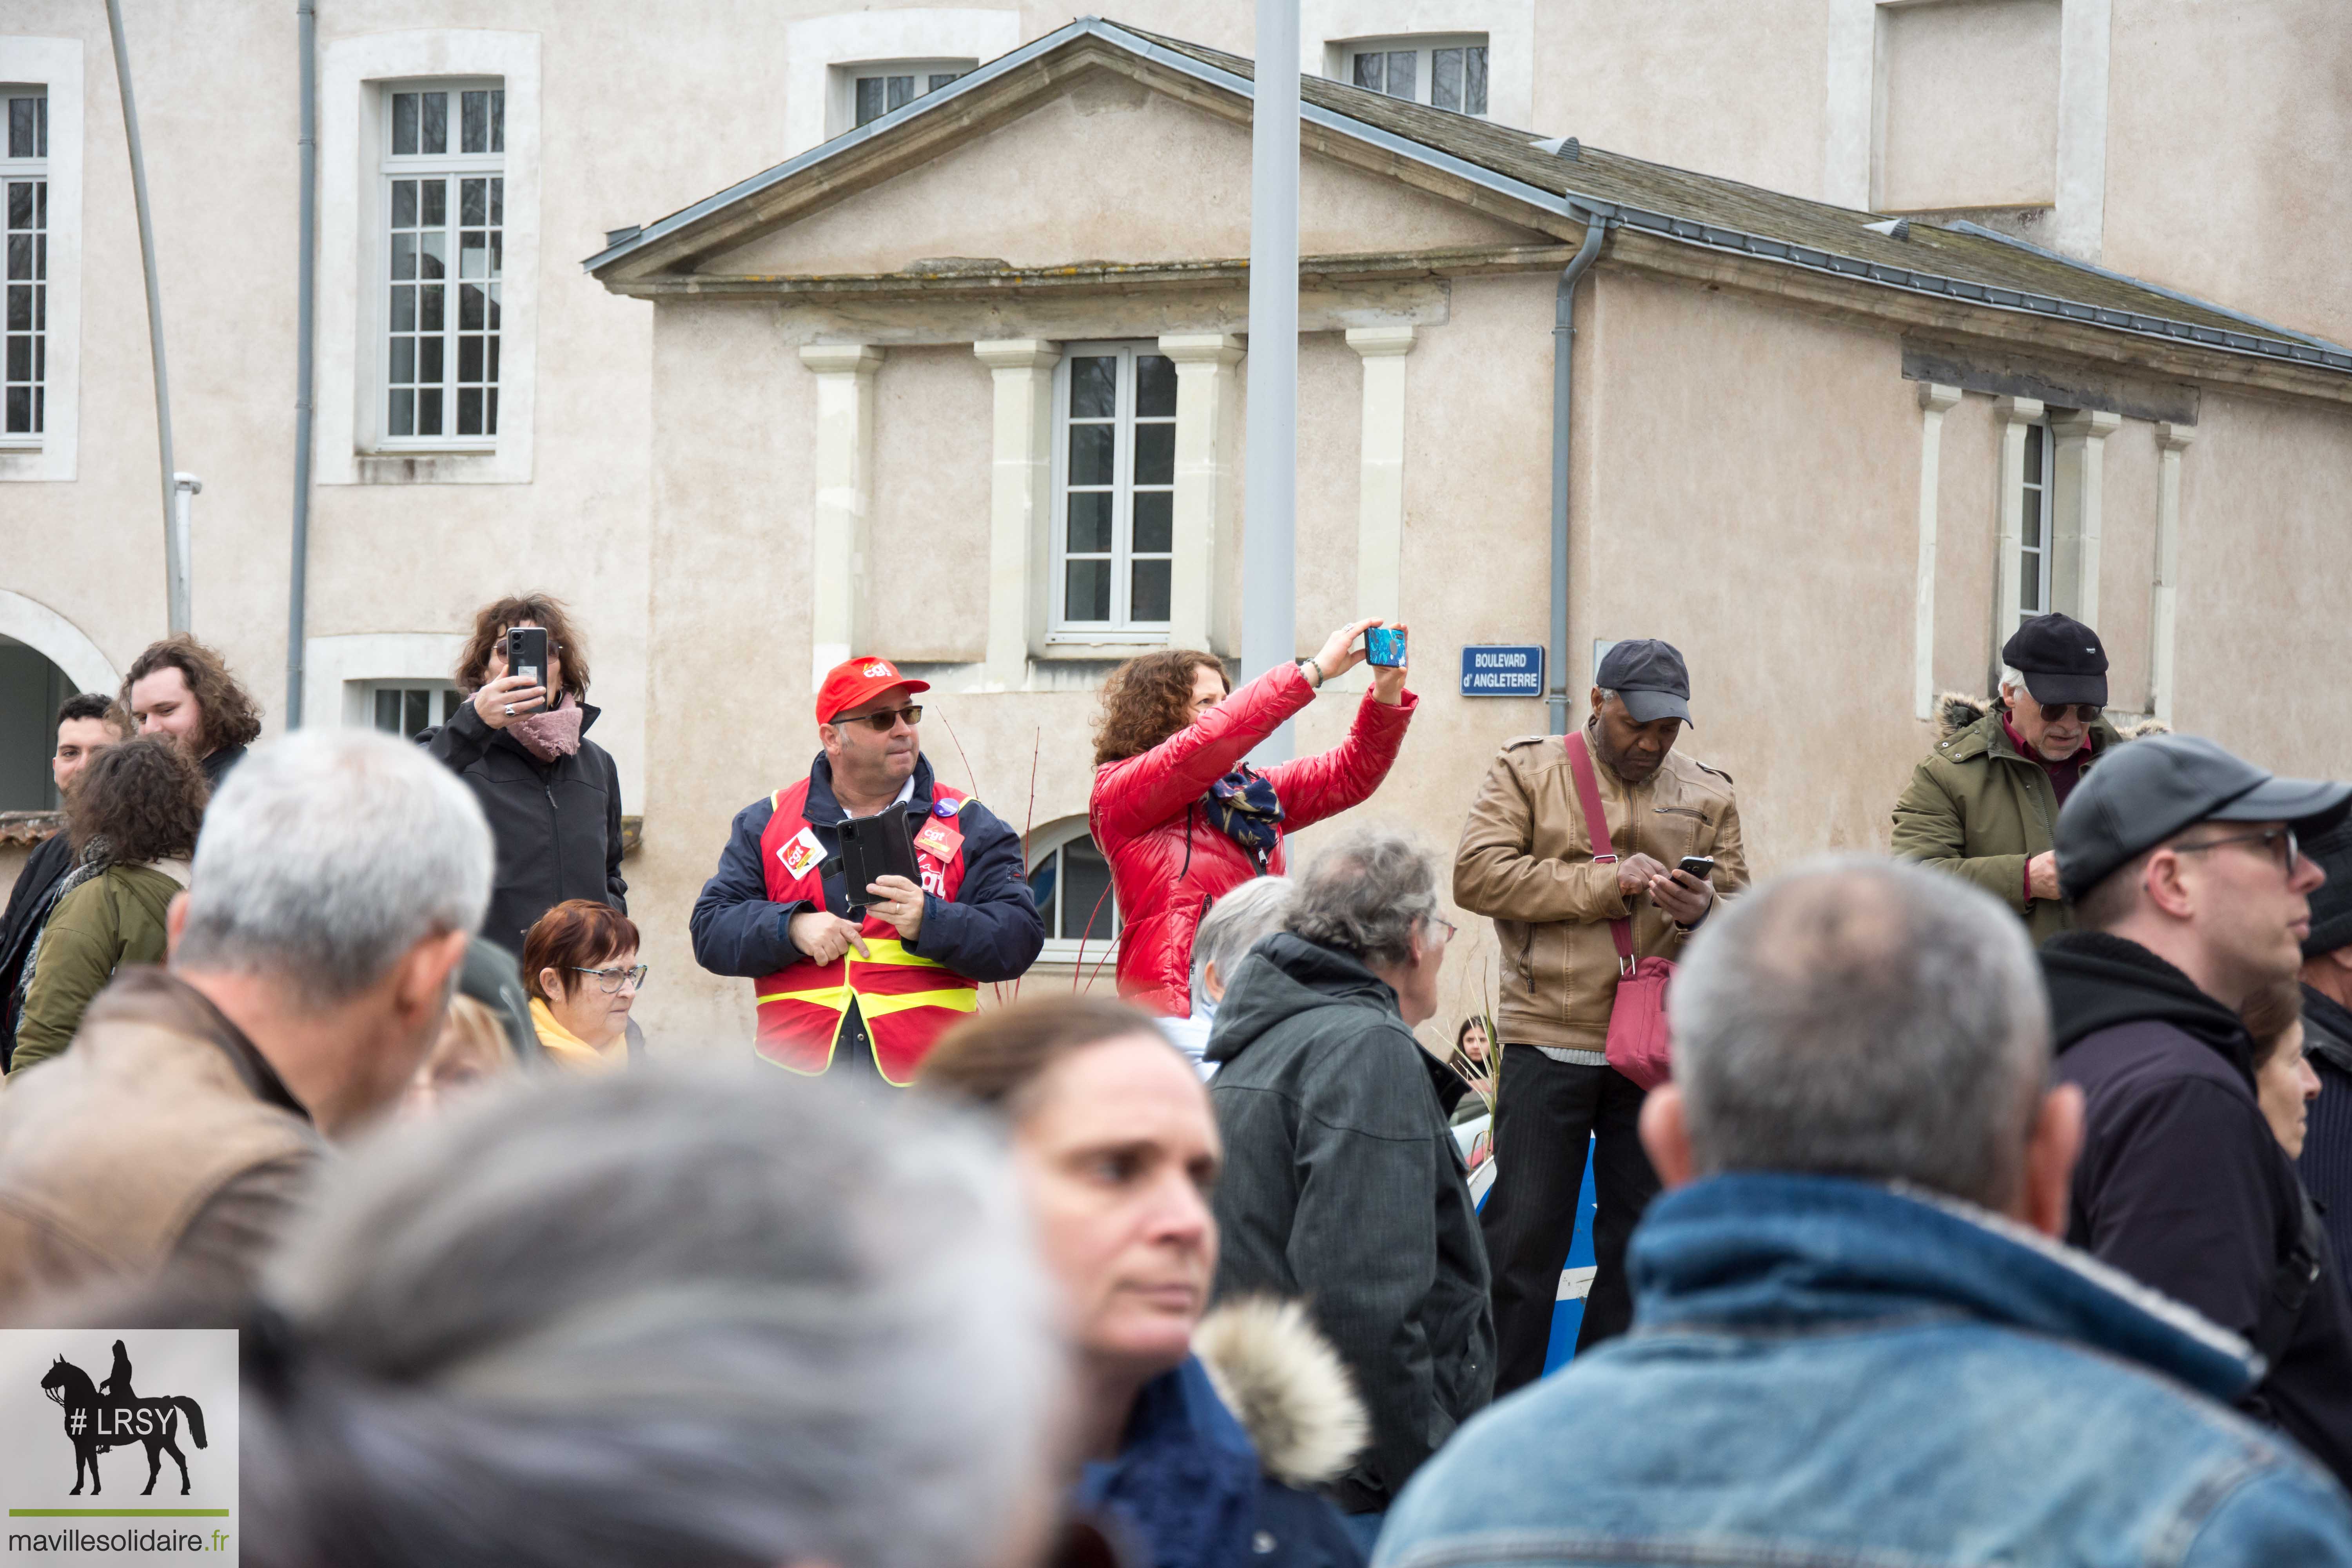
1353;44;1487;114
386;87;503;442
374;686;460;739
1061;349;1176;628
2020;423;2051;615
1029;833;1120;944
854;69;967;127
3;91;48;438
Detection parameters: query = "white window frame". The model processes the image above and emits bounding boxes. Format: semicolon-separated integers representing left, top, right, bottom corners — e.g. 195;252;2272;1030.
1335;33;1491;115
356;678;462;738
2;84;47;450
317;31;539;486
376;77;505;452
1049;341;1177;642
1025;817;1122;965
0;40;80;483
783;11;1022;157
837;58;977;132
2018;417;2053;618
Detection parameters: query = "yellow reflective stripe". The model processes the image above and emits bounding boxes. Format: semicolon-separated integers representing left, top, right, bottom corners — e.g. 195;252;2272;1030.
755;983;851;1007
857;986;980;1020
851;938;946;971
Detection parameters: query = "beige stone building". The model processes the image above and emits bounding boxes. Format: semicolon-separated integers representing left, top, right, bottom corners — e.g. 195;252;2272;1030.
1;2;2347;1045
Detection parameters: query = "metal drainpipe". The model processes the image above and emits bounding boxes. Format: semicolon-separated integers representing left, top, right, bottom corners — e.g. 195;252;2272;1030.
287;0;318;725
102;0;182;634
1546;210;1608;735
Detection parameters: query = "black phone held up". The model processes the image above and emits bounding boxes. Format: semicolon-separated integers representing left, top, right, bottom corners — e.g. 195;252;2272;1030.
1678;855;1716;881
836;811;921;902
506;626;551;713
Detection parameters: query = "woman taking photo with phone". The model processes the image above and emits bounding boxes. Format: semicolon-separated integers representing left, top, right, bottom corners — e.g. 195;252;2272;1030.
1090;620;1415;1016
423;593;628;958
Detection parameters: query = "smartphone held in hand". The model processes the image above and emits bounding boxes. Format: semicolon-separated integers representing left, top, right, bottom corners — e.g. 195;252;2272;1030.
1365;627;1408;668
1678;855;1716;881
506;626;550;713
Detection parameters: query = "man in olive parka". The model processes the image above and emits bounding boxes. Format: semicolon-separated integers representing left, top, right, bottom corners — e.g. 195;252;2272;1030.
1892;613;2134;943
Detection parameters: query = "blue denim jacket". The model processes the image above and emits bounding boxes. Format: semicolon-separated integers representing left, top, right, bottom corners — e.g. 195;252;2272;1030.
1377;1174;2352;1567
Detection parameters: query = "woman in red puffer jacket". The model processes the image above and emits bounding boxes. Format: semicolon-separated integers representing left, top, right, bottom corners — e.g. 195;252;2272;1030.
1089;619;1417;1016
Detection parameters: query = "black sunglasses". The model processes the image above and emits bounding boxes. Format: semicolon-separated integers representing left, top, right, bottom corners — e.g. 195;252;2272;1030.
2034;701;2103;724
835;705;923;733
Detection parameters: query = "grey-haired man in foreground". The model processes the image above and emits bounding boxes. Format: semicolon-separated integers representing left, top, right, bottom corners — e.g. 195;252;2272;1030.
0;730;492;1307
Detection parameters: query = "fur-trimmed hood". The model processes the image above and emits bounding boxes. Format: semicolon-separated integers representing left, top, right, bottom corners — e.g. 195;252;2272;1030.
1933;691;2169;747
1192;1298;1368;1489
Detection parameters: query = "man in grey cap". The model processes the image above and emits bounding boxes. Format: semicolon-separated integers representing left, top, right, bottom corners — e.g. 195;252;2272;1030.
2297;818;2352;1285
2040;731;2352;1488
1893;612;2131;942
1455;638;1748;1389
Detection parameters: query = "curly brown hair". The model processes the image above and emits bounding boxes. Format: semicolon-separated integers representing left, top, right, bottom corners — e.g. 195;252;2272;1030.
121;635;263;754
1092;650;1229;768
67;735;208;864
455;593;591;702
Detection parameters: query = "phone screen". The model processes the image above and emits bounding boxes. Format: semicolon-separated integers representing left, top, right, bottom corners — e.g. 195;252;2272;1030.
1365;627;1408;668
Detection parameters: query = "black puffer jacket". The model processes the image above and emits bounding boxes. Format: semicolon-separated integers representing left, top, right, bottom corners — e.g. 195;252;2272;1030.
2043;931;2352;1490
420;701;626;957
1205;933;1493;1515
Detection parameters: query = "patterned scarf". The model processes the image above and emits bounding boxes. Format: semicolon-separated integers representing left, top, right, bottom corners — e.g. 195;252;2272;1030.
1201;767;1283;872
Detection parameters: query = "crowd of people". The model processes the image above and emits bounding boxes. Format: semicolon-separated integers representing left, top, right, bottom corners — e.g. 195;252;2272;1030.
1;592;2350;1565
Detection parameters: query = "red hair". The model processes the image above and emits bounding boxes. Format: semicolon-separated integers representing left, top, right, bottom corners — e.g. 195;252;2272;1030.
522;900;640;1000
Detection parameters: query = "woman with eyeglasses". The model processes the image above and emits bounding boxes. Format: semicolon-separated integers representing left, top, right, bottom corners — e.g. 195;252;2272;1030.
421;593;629;959
521;899;647;1072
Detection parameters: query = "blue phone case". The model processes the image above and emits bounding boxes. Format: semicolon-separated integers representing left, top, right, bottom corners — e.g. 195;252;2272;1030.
1365;627;1407;667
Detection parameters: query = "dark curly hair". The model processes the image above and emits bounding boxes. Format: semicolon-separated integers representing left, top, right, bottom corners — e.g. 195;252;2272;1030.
456;593;590;702
68;735;208;864
1092;650;1229;768
121;635;263;754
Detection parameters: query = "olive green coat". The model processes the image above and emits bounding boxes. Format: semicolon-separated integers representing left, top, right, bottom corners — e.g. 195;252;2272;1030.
1889;697;2128;944
13;862;187;1073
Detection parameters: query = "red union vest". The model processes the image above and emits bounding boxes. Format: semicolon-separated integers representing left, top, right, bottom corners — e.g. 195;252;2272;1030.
753;777;977;1085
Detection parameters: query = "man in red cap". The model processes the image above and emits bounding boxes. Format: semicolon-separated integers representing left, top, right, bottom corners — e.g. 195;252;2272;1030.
691;657;1043;1083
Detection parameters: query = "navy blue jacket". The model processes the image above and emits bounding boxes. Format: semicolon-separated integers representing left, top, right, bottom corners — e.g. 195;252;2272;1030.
690;753;1042;984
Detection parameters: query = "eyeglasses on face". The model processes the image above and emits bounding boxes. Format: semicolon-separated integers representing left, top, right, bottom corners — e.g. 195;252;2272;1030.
1423;915;1458;944
2035;701;2103;724
571;964;649;994
2174;826;2302;876
834;704;923;733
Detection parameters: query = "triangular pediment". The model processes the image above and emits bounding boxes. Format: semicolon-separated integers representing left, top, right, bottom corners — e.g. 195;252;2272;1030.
592;26;1571;287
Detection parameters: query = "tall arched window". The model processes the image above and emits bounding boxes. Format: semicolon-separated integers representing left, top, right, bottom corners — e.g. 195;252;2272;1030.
1025;816;1120;963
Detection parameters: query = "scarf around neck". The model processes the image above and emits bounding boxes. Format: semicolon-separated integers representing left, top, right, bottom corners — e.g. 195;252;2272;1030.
509;695;584;762
1201;767;1283;871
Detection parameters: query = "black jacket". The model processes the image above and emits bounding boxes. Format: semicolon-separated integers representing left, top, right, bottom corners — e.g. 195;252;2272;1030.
420;702;626;957
0;831;73;1057
199;744;248;791
2300;985;2352;1298
688;753;1041;984
1204;933;1494;1514
2043;931;2352;1488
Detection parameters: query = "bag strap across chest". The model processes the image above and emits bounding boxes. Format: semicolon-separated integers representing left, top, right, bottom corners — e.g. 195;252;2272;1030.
1565;731;1637;978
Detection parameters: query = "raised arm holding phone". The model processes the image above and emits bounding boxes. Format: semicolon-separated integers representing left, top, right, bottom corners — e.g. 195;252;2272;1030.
1089;619;1418;1018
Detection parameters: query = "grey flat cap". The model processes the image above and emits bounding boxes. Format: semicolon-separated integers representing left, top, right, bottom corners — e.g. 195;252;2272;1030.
2056;732;2352;902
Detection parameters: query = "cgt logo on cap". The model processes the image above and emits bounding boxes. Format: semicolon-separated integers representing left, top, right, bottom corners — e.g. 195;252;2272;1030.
860;661;894;679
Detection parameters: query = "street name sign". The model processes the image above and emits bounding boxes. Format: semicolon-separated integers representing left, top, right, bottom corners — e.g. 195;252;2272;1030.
1461;645;1544;697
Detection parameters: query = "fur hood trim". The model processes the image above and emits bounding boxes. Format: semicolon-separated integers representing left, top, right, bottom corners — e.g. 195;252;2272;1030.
1192;1298;1368;1489
1933;691;2169;746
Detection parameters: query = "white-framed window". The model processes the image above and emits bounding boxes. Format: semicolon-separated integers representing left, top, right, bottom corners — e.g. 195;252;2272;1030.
1051;343;1176;637
846;59;975;128
1343;34;1489;115
378;78;504;448
1026;818;1121;962
2018;418;2052;616
361;680;460;739
2;85;45;446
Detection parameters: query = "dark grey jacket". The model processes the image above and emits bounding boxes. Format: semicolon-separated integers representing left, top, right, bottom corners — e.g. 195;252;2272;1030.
1205;933;1494;1514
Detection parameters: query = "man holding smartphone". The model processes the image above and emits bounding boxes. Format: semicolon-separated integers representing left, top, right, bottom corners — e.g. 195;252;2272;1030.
1454;638;1748;1392
690;657;1043;1084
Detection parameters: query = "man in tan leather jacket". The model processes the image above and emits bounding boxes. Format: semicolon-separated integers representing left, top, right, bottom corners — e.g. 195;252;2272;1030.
1454;639;1747;1392
0;730;490;1312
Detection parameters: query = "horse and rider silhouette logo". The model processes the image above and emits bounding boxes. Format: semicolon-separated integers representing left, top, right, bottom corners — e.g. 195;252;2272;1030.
37;1340;208;1495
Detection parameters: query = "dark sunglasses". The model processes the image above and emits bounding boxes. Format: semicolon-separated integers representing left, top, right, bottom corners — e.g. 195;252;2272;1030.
836;705;923;733
2175;826;2302;876
2034;701;2103;724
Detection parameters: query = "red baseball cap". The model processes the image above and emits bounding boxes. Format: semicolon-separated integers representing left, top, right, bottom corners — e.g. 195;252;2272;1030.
816;656;931;724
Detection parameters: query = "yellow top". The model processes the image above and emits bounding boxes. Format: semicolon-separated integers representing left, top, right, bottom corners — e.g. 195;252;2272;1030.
530;996;627;1074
